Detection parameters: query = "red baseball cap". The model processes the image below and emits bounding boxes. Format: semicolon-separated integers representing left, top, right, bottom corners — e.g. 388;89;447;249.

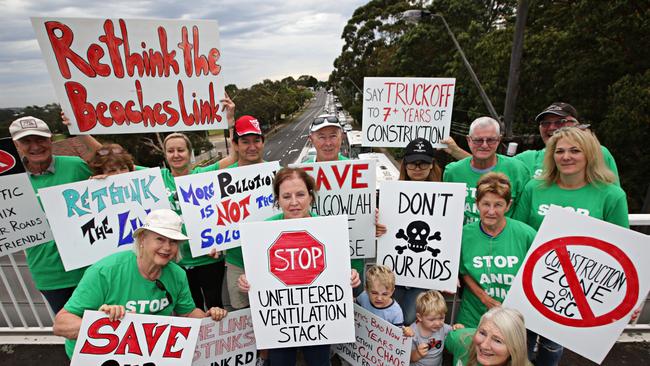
235;115;263;136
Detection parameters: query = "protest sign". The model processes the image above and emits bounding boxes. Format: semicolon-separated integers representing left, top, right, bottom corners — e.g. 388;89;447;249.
31;17;227;134
503;206;650;364
38;168;170;270
362;77;455;148
376;181;465;292
334;304;410;366
0;138;53;256
192;309;256;366
72;310;201;366
240;215;355;349
293;160;377;258
175;161;280;256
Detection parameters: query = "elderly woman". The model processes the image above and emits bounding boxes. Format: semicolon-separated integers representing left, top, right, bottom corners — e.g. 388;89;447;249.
53;209;228;358
88;143;135;176
513;126;629;366
446;307;532;366
238;167;361;366
457;173;536;329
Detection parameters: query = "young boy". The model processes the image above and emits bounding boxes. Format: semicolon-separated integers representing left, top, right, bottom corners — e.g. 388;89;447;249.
410;290;463;366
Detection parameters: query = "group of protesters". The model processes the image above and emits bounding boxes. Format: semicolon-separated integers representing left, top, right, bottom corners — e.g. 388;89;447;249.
6;97;632;366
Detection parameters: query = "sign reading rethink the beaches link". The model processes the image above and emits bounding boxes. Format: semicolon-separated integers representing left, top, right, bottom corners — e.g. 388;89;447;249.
362;77;455;148
31;17;227;134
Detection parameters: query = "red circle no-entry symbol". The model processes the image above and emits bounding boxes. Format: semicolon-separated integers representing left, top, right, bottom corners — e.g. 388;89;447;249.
0;149;16;175
268;231;326;286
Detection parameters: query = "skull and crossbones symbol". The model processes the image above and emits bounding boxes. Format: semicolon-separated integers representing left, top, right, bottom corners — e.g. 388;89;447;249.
395;220;442;256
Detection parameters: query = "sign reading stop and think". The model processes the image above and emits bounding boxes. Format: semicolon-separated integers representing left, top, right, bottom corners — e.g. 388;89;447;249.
269;231;327;286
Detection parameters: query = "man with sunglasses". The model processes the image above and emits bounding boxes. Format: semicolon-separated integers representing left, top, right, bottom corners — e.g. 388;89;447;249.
514;102;619;182
443;117;529;224
9;116;101;314
305;114;349;163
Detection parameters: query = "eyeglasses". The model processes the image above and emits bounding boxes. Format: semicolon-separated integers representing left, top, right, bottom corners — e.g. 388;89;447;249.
97;147;124;156
406;161;432;170
468;137;500;146
153;279;173;313
539;118;577;128
312;116;338;126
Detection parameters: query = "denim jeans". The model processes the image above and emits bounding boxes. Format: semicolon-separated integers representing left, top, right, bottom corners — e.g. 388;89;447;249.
269;345;330;366
527;329;563;366
393;285;426;325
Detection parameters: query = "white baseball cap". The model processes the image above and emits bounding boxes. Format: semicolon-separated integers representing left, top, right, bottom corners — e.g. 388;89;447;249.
9;116;52;141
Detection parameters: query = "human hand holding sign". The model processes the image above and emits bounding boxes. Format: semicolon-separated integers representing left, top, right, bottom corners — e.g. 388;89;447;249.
98;304;127;321
206;307;228;321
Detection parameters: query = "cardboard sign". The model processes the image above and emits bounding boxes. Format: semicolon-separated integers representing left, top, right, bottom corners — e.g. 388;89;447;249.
38;168;170;270
334;304;411;366
0;138;54;256
503;206;650;364
240;215;355;349
72;310;201;366
293;160;377;258
376;181;465;292
362;77;455;148
192;309;257;366
31;17;227;134
175;161;280;256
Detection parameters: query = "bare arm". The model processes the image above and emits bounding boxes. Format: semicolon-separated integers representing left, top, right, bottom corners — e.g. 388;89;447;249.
411;343;428;362
61;112;102;161
215;93;238;168
53;309;82;340
441;137;470;160
462;274;501;309
181;308;207;318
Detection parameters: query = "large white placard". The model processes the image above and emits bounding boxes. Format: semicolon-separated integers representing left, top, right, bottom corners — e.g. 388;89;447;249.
192;309;257;366
334;304;411;366
72;310;201;366
503;206;650;364
376;181;466;292
175;161;280;256
362;77;455;148
293;160;377;258
240;215;355;349
39;168;170;270
0;138;53;256
31;17;227;134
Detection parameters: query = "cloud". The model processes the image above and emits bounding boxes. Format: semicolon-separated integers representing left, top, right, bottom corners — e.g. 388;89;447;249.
0;0;366;107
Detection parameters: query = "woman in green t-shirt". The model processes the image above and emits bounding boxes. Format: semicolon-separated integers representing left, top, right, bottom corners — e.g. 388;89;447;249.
457;173;536;328
445;307;531;366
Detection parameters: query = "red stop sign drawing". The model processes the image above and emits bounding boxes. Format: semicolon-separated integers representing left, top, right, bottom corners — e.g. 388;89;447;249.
522;236;639;327
268;231;326;286
0;149;16;175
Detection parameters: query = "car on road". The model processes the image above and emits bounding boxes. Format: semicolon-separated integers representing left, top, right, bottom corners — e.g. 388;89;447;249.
343;124;352;132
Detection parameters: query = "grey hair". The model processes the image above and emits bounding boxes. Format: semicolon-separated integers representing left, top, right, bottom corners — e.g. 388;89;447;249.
469;117;501;136
132;230;183;263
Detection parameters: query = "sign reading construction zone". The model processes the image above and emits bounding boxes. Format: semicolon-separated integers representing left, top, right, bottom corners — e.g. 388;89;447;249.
504;207;650;364
362;77;455;148
31;17;227;134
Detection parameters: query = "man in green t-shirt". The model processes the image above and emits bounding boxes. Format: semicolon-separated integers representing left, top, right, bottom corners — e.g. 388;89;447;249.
9;116;100;313
443;117;529;224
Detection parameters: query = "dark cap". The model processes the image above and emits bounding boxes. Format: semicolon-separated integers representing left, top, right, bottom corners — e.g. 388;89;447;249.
404;138;434;163
535;102;578;122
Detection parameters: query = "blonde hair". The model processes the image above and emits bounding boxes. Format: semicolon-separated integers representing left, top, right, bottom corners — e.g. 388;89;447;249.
365;265;396;291
540;127;615;186
464;307;531;366
132;230;183;263
415;290;447;317
163;133;193;152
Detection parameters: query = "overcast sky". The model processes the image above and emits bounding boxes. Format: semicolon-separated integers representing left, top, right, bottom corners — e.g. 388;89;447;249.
0;0;367;108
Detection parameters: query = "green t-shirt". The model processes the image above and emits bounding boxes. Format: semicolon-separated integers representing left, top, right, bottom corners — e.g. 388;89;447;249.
514;145;619;185
443;154;530;225
513;179;629;230
161;168;221;267
63;250;196;358
445;328;479;366
26;155;92;290
456;218;536;328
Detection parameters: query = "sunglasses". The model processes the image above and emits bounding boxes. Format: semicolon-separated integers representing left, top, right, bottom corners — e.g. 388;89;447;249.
539;118;577;128
468;137;500;146
312;116;338;126
153;279;173;313
97;147;125;156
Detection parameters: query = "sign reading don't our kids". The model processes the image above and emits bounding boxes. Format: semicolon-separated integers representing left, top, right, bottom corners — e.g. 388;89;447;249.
31;17;227;134
0;138;53;257
38;168;170;270
362;77;455;148
503;206;650;364
376;181;466;292
240;215;355;349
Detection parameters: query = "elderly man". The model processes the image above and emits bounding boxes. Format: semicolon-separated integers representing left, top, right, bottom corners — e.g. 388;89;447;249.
10;116;100;313
305;114;349;163
515;102;619;181
443;117;529;224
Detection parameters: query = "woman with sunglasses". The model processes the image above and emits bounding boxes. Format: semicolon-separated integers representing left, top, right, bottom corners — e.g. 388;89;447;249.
456;173;535;329
513;126;628;366
53;209;228;359
88;143;135;176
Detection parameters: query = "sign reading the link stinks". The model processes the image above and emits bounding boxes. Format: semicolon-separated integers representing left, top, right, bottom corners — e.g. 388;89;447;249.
192;309;257;366
503;206;650;364
362;77;455;148
376;181;466;292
